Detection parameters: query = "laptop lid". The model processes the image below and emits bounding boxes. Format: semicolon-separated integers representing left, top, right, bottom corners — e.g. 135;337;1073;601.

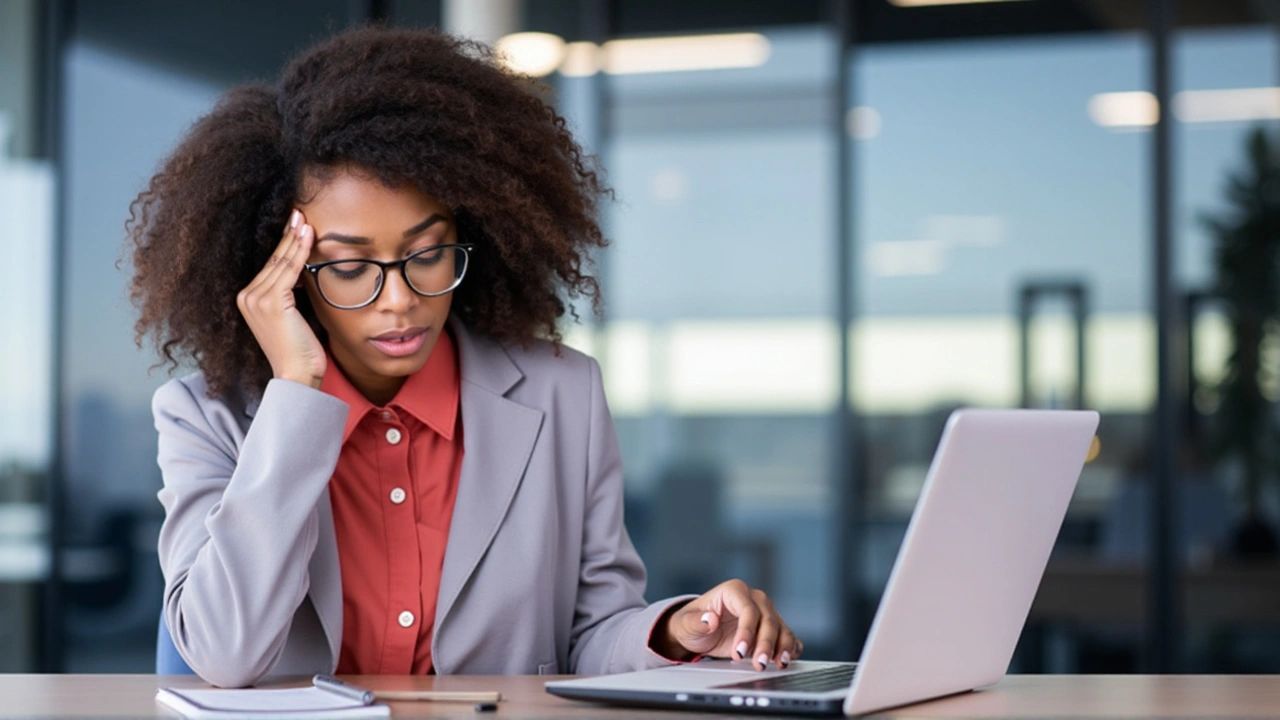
844;408;1098;715
546;408;1099;717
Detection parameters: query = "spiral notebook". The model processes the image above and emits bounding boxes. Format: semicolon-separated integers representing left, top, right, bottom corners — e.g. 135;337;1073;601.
156;686;391;719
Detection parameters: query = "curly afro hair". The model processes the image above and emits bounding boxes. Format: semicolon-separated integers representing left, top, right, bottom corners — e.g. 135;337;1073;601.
128;26;608;399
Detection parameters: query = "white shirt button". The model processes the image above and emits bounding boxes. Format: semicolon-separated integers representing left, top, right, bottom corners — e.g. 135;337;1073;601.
389;487;407;505
380;410;392;420
398;611;415;628
385;428;402;445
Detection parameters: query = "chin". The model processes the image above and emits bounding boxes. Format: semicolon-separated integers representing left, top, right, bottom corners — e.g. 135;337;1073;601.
368;356;428;378
368;347;433;376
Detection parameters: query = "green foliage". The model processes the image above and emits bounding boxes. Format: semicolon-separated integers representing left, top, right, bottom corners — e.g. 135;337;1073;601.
1205;126;1280;518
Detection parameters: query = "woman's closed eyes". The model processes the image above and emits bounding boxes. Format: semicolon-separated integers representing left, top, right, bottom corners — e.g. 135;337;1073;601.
315;235;449;265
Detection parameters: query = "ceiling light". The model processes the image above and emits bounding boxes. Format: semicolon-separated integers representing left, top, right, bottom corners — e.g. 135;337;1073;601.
1087;91;1158;128
559;41;601;77
494;32;566;78
1088;87;1280;128
1175;87;1280;123
602;33;770;75
846;106;883;139
867;239;946;277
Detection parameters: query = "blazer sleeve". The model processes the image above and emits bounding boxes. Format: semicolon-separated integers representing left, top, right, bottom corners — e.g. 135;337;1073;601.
567;357;698;674
154;376;348;687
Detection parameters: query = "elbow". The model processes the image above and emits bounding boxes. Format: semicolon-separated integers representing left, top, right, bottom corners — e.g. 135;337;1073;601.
194;663;268;689
170;621;281;688
179;635;277;688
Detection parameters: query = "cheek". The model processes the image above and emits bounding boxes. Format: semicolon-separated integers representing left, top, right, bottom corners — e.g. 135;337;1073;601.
301;284;342;338
430;294;454;317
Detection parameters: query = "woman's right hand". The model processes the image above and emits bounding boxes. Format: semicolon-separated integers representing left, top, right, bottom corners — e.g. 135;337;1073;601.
236;209;327;389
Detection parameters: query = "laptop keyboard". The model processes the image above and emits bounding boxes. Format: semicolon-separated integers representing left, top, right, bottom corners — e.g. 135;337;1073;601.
714;664;858;693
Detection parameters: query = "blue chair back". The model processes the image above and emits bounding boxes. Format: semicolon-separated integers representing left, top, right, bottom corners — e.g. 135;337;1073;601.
157;612;195;674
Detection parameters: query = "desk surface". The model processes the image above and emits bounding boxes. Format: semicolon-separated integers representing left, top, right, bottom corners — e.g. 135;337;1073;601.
5;673;1280;718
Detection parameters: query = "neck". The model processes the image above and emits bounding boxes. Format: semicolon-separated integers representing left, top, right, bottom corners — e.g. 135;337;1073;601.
357;379;404;407
332;356;407;407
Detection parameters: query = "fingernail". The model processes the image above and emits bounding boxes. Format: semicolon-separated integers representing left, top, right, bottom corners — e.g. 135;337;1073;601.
781;651;791;666
700;612;712;625
290;210;300;228
736;641;748;658
756;653;769;667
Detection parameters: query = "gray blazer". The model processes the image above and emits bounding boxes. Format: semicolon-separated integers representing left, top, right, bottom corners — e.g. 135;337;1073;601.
154;318;690;687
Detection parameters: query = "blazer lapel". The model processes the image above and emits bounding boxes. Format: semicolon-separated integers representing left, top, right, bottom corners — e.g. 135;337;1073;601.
241;320;542;664
435;319;545;627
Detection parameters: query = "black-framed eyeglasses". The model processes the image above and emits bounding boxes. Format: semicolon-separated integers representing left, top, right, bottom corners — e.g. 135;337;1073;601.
303;243;474;310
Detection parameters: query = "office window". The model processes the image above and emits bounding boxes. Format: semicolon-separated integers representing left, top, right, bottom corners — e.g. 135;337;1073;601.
56;0;353;671
0;0;54;673
853;20;1149;671
1176;21;1280;672
568;26;843;648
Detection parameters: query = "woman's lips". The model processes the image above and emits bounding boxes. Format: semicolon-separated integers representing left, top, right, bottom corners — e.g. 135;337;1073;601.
369;328;428;358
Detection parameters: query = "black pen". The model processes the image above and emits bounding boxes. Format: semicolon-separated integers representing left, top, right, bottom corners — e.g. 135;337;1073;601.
313;674;376;705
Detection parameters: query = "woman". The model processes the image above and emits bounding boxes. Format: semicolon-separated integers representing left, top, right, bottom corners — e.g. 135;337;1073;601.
129;26;799;688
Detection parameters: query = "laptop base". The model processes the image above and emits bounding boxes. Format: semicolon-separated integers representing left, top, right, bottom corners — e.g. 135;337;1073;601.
545;685;845;716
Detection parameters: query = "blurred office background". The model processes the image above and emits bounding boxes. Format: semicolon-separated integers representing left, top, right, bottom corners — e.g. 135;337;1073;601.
2;0;1279;673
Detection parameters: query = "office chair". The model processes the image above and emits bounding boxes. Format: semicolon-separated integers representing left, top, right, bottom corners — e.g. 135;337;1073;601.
156;612;195;674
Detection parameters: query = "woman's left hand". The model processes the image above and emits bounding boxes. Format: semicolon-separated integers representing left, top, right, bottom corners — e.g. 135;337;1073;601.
652;579;801;671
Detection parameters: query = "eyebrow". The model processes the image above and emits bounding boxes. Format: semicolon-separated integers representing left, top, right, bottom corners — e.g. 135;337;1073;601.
315;214;446;245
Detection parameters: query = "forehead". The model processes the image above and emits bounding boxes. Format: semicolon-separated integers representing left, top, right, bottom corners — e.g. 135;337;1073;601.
299;166;450;228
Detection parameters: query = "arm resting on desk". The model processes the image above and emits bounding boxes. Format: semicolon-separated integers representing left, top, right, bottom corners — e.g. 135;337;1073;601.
155;376;347;687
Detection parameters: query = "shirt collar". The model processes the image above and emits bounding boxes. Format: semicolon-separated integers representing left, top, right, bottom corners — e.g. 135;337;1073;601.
320;327;461;445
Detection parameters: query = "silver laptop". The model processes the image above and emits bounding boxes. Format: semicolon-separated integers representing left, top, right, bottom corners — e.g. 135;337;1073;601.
547;408;1100;716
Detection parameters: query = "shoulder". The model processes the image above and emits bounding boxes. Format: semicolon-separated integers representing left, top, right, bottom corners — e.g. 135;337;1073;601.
456;322;603;412
503;336;598;386
502;332;606;412
452;318;600;394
